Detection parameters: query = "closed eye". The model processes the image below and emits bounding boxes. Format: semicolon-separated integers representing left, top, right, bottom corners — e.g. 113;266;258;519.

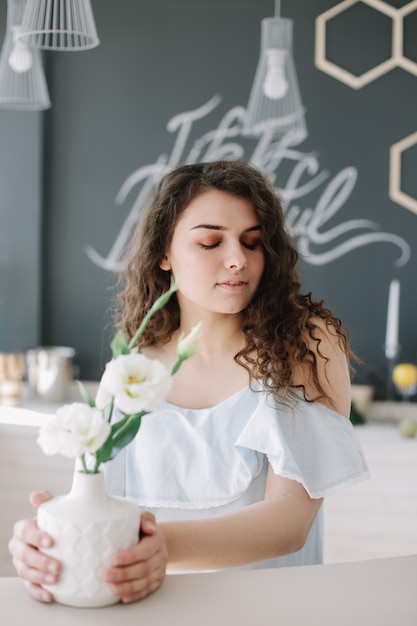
242;242;260;251
200;242;221;250
242;238;262;250
200;241;260;251
200;240;261;251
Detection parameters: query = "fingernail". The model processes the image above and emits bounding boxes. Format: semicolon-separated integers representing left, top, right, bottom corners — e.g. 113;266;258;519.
47;562;58;574
145;520;156;531
44;575;56;584
40;590;51;602
41;536;51;548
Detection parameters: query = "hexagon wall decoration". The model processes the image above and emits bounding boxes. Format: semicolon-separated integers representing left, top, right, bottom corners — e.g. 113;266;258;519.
315;0;417;89
390;131;417;216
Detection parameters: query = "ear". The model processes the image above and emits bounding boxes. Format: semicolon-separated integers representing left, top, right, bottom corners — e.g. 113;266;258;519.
159;255;172;271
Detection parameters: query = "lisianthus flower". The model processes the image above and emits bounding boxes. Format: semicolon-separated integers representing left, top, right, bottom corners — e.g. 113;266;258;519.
177;322;202;360
36;279;200;474
37;403;111;459
170;322;203;375
101;352;173;414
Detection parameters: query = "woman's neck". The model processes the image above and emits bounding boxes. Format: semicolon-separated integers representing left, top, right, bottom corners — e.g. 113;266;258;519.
142;314;250;409
177;312;245;357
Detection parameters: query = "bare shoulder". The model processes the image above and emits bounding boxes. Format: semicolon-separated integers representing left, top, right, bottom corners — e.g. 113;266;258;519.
307;315;347;353
293;316;352;418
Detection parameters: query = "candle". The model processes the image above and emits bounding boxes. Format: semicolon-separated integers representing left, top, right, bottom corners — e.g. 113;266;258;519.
385;279;400;359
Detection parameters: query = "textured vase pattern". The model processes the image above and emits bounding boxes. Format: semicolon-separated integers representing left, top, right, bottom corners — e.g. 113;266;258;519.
38;471;140;608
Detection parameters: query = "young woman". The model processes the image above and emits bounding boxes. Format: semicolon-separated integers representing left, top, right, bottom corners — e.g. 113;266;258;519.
9;160;369;604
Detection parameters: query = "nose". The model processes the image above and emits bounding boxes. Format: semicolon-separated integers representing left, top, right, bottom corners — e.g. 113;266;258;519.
224;242;247;270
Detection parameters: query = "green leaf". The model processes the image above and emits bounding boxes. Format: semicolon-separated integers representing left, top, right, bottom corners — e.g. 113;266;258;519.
95;413;145;464
76;380;96;407
93;437;114;465
110;329;130;358
350;401;366;425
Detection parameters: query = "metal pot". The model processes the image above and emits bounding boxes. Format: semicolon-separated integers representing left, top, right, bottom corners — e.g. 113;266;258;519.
26;346;76;403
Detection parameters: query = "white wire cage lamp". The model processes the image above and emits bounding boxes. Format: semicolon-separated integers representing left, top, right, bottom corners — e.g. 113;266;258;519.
244;4;307;143
17;0;99;51
0;0;51;111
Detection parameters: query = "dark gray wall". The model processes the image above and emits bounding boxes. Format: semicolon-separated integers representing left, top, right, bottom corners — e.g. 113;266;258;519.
1;0;417;399
0;79;43;352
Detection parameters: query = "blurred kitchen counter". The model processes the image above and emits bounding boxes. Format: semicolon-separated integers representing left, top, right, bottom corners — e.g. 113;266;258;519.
0;381;416;425
1;383;416;575
0;381;100;425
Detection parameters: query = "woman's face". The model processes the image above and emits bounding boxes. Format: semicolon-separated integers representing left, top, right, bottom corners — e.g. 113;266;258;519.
160;189;265;318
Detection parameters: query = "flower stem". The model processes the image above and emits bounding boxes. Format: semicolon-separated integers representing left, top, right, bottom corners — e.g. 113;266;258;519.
107;396;114;423
80;455;89;474
170;355;185;376
128;277;178;350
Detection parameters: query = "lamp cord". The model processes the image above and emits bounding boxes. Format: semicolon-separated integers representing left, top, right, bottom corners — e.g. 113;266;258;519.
275;0;281;17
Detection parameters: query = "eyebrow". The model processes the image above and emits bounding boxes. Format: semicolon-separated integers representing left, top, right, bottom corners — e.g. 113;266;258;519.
190;224;262;232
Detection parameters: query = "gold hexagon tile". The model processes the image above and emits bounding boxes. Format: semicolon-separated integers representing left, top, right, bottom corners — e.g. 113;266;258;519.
315;0;417;88
390;131;417;215
396;0;417;76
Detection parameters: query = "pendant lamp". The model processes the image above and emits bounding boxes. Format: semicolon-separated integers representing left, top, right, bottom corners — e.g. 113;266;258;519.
18;0;99;51
244;0;307;142
0;0;50;111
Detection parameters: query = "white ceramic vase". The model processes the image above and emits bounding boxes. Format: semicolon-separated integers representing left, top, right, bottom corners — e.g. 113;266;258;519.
37;470;141;608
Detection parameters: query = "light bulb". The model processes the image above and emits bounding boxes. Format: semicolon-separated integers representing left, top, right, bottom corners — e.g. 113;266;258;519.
263;48;288;100
8;26;33;74
9;41;33;73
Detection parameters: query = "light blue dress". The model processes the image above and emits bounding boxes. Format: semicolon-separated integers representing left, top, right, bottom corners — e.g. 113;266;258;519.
105;382;369;570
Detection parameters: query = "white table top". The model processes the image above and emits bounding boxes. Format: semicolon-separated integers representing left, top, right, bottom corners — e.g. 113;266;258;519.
1;554;416;626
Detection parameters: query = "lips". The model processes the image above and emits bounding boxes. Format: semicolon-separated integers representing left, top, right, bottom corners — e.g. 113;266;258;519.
224;281;246;285
217;279;248;286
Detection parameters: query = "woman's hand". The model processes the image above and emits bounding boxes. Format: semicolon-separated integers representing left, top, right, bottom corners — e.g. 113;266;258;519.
9;495;167;605
8;491;60;603
102;511;167;604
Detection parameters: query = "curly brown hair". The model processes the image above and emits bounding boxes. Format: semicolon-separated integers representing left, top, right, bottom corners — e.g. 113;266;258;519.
116;160;352;402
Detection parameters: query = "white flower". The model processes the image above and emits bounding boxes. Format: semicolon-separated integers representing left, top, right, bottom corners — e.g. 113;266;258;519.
37;403;111;459
100;352;173;414
177;322;202;359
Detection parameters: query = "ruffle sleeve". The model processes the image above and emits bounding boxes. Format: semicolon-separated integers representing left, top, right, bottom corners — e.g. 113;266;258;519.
234;389;370;499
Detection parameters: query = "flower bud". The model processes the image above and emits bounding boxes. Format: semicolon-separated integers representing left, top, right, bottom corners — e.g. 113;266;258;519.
177;322;202;360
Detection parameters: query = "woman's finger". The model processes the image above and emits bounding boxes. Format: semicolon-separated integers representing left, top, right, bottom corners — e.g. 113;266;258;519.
24;581;54;603
102;525;168;603
13;552;60;587
107;555;166;604
29;490;54;508
9;517;61;589
112;528;163;568
12;518;53;551
10;537;60;579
